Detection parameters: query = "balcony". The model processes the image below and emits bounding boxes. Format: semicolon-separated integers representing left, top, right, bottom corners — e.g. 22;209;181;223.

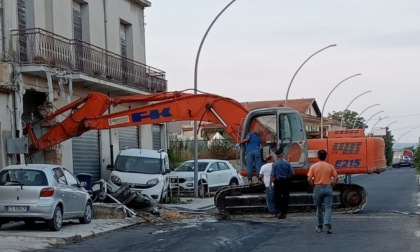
10;28;167;93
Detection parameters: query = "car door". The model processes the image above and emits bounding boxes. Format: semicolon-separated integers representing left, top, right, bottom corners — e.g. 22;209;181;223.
52;167;74;218
63;168;86;216
207;161;230;189
217;162;232;185
206;162;223;189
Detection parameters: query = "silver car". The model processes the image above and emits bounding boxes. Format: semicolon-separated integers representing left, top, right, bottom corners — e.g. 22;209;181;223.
0;164;92;231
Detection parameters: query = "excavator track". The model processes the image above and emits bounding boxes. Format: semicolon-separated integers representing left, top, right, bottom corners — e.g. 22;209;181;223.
214;182;367;215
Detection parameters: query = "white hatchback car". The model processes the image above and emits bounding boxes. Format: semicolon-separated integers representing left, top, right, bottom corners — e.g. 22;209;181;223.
0;164;92;231
169;159;244;197
108;149;170;203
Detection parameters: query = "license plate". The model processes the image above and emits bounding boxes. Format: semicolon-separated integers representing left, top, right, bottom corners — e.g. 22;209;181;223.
6;206;29;212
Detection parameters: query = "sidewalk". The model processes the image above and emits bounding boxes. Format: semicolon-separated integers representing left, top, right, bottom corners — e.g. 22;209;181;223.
0;197;215;252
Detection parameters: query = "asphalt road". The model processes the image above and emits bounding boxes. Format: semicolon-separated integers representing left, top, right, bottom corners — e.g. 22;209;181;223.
42;167;420;252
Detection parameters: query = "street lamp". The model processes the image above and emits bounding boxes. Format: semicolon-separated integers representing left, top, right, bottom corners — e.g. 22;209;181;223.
320;73;362;139
340;90;371;129
397;131;411;151
369;116;389;134
285;44;337;107
385;121;397;128
193;0;237;197
352;103;380;129
365;110;384;126
393;125;420;131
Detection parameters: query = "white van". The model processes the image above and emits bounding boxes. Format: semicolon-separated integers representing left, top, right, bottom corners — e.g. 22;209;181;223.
107;149;170;203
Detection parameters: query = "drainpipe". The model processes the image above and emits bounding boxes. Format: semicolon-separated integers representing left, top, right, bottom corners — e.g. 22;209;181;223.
12;73;23;164
108;92;114;167
103;0;108;51
104;2;113;170
0;0;5;57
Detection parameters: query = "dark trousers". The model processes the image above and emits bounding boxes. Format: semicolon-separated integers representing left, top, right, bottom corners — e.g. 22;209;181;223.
273;178;291;215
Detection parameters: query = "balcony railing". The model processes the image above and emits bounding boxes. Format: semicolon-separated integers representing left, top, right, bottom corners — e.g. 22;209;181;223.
10;28;167;93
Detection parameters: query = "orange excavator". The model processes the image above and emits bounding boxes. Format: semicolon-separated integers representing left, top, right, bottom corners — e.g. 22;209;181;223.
23;91;386;214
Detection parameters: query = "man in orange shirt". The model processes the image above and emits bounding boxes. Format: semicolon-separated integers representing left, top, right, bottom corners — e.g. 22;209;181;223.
307;149;338;234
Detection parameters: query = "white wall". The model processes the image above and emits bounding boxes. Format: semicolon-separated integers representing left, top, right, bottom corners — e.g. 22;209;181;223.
103;0;147;62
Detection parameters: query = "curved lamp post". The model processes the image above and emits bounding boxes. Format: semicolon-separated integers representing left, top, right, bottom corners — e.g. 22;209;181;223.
369;116;389;135
365;110;384;127
385;120;397;129
393;125;420;131
397;131;411;151
352;103;380;129
340;90;371;129
285;44;337;107
320;73;362;139
193;0;237;197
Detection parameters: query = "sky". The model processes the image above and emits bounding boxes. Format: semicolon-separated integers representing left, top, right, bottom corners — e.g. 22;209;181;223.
144;0;420;146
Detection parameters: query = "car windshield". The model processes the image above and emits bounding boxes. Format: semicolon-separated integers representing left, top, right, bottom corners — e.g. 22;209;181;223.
114;156;162;174
0;169;48;186
175;162;209;172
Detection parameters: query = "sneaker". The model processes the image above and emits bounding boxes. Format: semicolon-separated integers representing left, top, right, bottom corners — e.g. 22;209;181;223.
278;214;286;219
316;225;323;233
325;224;332;234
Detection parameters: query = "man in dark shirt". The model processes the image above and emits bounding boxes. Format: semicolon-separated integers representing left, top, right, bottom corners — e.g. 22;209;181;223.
270;148;295;219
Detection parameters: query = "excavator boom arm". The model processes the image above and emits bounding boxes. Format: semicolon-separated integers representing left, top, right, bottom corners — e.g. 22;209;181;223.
25;92;248;154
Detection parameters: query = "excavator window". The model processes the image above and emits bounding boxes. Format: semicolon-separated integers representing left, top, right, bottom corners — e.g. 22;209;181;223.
279;113;306;164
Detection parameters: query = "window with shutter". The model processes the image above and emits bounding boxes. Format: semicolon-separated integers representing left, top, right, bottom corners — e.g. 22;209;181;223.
17;0;27;61
73;1;84;70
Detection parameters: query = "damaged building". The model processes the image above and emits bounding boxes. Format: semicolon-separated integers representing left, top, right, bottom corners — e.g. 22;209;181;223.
0;0;167;181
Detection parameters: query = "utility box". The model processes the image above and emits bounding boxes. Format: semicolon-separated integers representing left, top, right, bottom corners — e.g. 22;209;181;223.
6;138;29;154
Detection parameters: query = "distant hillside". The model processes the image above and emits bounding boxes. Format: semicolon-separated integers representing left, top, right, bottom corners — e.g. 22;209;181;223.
392;143;418;149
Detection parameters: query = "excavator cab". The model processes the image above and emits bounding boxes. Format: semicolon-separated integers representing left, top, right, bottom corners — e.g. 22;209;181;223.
240;107;308;173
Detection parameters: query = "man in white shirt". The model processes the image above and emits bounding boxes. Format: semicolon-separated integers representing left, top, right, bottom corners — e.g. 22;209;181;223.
259;154;278;216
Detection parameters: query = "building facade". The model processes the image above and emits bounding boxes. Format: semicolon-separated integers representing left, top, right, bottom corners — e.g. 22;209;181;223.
0;0;167;181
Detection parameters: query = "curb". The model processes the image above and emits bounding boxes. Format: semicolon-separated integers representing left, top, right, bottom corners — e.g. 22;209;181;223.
58;219;140;246
0;219;140;251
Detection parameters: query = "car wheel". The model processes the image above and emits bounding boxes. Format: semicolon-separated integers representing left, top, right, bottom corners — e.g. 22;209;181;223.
229;179;239;186
79;202;92;224
47;206;63;231
24;219;36;226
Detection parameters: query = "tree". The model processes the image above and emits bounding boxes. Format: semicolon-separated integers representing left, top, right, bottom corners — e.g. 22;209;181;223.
413;140;420;174
382;128;394;167
328;110;367;129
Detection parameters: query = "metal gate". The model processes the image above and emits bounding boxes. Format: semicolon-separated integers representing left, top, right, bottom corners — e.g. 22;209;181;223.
118;126;139;149
152;124;162;150
72;130;101;181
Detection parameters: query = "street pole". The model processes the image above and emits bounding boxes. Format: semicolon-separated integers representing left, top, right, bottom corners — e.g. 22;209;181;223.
193;0;237;198
320;73;361;139
397;131;411;151
369;116;389;135
340;90;371;129
385;121;397;129
284;44;336;107
365;110;384;126
352;103;380;129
